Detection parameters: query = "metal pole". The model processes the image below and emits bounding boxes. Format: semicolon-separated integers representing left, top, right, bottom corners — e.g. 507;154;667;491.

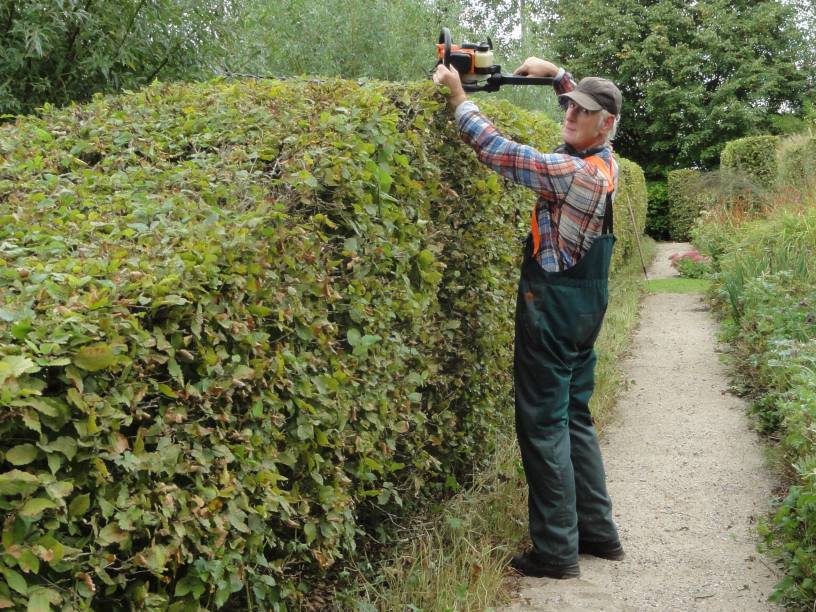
626;194;649;280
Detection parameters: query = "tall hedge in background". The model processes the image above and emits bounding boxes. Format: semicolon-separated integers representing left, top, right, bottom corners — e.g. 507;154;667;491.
0;78;645;610
777;133;816;195
720;135;780;191
645;180;670;240
613;158;647;271
667;168;714;241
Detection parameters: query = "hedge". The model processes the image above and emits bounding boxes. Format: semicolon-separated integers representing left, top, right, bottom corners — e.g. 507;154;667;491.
776;133;816;195
0;78;645;610
613;158;647;271
666;168;714;241
720;135;780;190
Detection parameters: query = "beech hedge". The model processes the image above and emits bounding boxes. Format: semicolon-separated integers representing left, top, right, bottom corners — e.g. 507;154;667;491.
666;168;715;241
0;78;645;610
776;133;816;195
720;135;780;190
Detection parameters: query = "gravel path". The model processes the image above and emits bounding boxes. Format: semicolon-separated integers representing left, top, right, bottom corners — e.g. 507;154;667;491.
504;242;781;611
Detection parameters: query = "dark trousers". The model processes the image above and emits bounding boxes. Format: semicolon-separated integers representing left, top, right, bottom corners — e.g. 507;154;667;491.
514;235;619;564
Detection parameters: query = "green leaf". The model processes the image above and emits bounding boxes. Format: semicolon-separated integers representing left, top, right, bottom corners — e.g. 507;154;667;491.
346;328;361;347
44;480;73;500
18;549;39;574
175;575;205;598
98;523;129;546
303;522;317;544
0;470;40;496
68;494;90;518
19;497;58;518
45;437;77;460
72;344;116;372
25;587;61;612
5;444;39;466
143;545;168;574
1;568;27;595
0;356;39;384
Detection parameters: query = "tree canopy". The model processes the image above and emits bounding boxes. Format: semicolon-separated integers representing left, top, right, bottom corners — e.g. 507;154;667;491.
542;0;813;175
0;0;240;115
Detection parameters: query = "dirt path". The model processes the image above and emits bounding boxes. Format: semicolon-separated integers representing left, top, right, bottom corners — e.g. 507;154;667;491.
504;242;781;611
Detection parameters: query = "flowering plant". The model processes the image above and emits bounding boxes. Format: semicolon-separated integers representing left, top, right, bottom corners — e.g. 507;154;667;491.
669;250;712;279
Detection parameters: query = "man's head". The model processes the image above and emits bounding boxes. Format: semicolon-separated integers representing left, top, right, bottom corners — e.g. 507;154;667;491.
558;77;622;152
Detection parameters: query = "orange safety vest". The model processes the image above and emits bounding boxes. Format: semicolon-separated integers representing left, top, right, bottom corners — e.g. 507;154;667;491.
531;154;616;258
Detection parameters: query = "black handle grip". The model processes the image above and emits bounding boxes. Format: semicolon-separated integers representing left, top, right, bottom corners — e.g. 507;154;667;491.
439;28;451;68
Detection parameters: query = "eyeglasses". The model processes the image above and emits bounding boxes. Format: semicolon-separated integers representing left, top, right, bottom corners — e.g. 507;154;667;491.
564;100;599;116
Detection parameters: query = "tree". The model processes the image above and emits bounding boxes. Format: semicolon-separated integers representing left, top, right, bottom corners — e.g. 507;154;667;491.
543;0;812;175
225;0;455;82
0;0;241;115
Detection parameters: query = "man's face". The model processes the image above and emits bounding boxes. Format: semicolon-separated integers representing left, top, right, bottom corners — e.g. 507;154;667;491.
562;100;607;151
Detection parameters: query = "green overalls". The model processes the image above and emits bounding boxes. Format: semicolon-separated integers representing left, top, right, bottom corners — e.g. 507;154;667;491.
514;154;619;565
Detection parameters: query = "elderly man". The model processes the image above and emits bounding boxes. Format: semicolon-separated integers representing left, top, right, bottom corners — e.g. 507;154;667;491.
433;58;625;579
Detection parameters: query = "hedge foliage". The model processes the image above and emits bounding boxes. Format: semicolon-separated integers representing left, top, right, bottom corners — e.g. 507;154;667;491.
666;168;714;241
777;133;816;195
613;158;647;271
645;180;670;240
0;78;645;610
720;135;780;190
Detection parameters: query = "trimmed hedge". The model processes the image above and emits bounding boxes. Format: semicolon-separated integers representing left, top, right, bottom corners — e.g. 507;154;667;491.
645;180;670;240
0;78;645;610
667;168;714;241
613;158;647;272
720;135;780;190
777;133;816;195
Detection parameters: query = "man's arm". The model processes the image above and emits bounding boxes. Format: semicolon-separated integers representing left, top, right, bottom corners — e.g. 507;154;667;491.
512;56;575;96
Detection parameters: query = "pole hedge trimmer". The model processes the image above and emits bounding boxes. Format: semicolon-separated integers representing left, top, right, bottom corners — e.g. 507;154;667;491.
435;27;553;92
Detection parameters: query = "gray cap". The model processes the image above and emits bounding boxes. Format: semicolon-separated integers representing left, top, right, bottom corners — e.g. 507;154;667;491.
559;77;622;116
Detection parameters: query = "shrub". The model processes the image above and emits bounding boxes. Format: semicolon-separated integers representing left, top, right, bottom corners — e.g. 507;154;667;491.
0;78;645;610
669;250;711;279
701;204;816;608
720;135;780;191
776;132;816;196
613;158;648;273
645;180;670;240
666;168;715;241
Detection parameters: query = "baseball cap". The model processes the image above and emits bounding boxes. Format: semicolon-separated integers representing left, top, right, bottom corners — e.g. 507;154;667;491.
559;77;622;116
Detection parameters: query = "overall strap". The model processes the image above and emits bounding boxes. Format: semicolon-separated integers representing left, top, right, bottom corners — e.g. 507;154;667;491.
584;155;616;235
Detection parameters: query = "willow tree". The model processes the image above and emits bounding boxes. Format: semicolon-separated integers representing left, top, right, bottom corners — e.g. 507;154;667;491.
0;0;240;115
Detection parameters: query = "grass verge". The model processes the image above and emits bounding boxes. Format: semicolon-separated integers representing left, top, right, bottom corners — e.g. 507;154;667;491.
346;240;657;611
645;277;712;294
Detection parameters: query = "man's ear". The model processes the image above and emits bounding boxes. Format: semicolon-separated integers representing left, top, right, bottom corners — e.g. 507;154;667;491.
599;113;615;136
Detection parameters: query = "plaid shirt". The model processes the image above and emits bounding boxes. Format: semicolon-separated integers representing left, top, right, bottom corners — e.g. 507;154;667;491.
454;70;617;272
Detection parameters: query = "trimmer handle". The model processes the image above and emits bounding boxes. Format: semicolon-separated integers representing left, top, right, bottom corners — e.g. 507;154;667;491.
463;73;554;92
439;27;452;69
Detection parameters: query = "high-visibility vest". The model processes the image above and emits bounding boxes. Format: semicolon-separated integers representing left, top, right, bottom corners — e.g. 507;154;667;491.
531;154;616;259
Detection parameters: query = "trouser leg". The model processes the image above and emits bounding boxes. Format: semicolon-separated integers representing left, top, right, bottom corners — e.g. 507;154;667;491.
568;348;619;543
514;335;577;564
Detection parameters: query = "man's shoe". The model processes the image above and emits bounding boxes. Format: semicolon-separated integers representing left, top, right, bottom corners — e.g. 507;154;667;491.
578;539;625;560
508;550;580;579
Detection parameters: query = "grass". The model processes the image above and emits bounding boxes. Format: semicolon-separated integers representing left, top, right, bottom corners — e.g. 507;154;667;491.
646;278;712;294
347;241;657;611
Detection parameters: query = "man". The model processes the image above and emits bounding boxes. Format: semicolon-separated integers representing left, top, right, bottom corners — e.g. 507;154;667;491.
433;58;625;579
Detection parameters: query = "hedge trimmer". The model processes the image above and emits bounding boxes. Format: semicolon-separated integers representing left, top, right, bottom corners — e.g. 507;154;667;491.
435;27;553;92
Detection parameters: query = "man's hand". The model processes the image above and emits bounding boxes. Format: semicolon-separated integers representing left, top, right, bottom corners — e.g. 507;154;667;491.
433;64;467;110
513;57;560;78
